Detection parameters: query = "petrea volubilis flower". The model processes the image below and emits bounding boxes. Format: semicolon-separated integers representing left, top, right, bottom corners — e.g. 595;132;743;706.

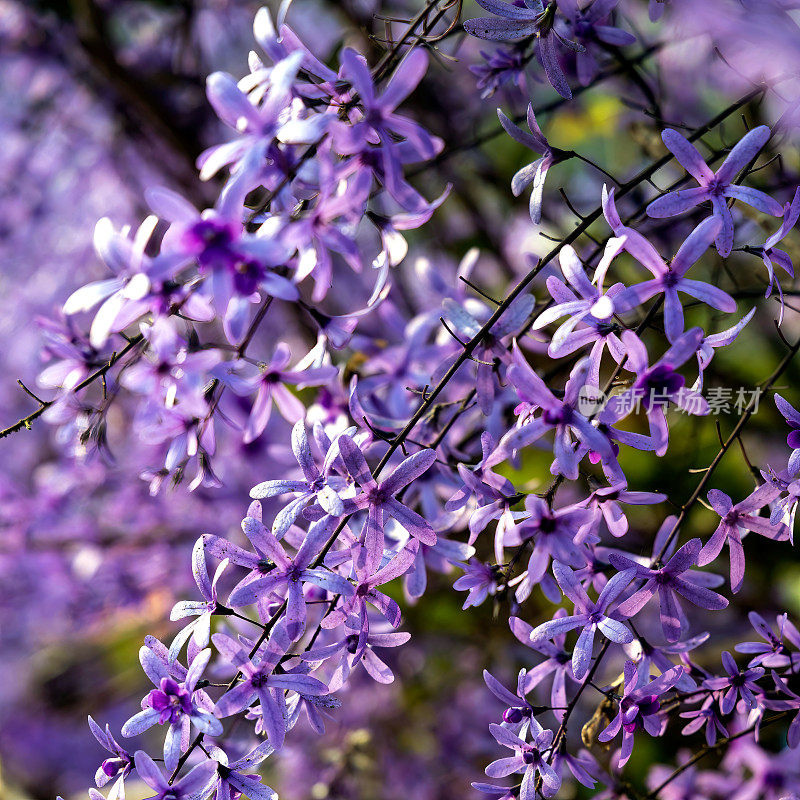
121;648;222;772
485;720;561;799
611;535;728;642
464;1;584;99
598;660;685;767
227;515;354;640
488;345;625;484
646;126;783;257
530;561;636;679
531;238;627;384
560;0;636;85
213;622;329;748
249;419;351;526
498;105;565;223
611;327;708;455
88;717;133;800
698;485;786;592
703;651;765;715
605;187;736;340
338;435;437;567
132;751;216;800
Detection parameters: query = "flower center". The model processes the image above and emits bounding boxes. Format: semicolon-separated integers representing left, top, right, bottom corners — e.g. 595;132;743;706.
636;363;684;407
145;678;193;725
367;486;389;505
250;671;269;688
522;748;539;764
543;402;573;426
538;515;557;534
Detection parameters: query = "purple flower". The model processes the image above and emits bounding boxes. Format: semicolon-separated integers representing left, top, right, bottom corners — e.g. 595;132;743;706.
446;432;517;540
281;145;372;301
586;387;661;462
199;51;327;204
471;48;529;98
227;516;354;640
402;528;473;601
646;126;782;257
605;187;735;340
699;486;786;592
680;694;728;746
206;741;277;800
61;217;195;350
321;543;419;635
703;651;765;715
338;435;437;569
212;623;328;748
598;660;684;767
510;612;575;723
286;691;343;736
560;0;636;85
485;721;561;799
694;309;756;388
720;741;800;799
464;0;583;99
303;627;410;691
648;0;667;20
611;537;728;642
529;561;636;679
531;239;627;385
121;648;222;772
776;393;800;475
439;292;535;414
484;668;542;736
132;750;216;800
579;484;666;539
249;419;351;526
88;717;133;800
766;671;800;748
169;538;228;663
138;409;219;494
453;558;501;609
332;48;439;173
498;105;564;223
471;782;515;800
759;187;800;317
505;496;593;603
735;611;800;670
343;139;449;217
203;501;287;583
251;6;338;93
146;188;294;342
550;745;599;792
612;327;708;455
213;345;337;444
761;467;800;542
36;315;100;392
121;320;221;419
627;631;708;693
488;345;624;484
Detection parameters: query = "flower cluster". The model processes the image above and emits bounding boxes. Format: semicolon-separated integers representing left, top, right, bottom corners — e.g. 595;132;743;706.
6;1;800;799
33;5;445;496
